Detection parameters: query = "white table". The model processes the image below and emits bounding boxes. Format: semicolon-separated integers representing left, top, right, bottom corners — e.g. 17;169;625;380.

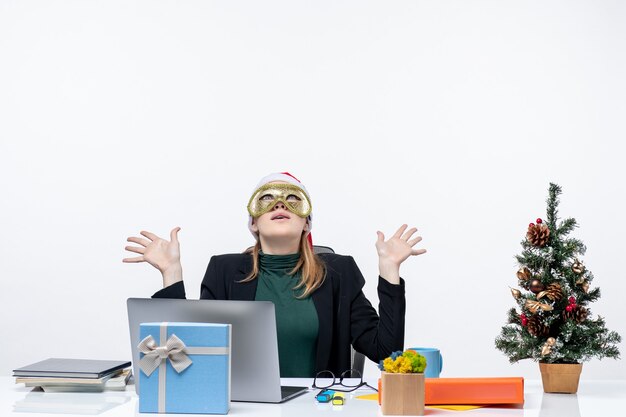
2;377;625;416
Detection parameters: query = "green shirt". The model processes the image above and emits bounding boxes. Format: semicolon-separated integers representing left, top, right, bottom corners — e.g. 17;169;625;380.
254;252;319;377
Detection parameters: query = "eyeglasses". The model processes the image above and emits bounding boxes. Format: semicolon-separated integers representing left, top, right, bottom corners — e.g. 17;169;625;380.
312;369;378;394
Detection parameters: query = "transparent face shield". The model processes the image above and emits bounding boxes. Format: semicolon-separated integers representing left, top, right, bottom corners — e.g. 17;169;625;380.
247;183;312;218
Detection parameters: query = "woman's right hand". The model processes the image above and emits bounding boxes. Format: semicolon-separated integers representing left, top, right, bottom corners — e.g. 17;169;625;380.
123;227;183;287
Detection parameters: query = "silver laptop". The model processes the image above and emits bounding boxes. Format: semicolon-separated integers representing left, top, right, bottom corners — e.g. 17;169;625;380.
127;298;309;403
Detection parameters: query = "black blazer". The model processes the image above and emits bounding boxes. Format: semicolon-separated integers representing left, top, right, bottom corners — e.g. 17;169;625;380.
153;252;406;374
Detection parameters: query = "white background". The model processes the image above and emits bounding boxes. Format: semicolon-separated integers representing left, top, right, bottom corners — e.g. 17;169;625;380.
1;0;624;380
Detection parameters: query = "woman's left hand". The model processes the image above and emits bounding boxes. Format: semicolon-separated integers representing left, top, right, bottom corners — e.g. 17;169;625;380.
376;224;426;284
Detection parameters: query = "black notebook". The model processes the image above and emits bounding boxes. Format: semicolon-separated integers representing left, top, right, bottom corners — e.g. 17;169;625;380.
13;358;131;379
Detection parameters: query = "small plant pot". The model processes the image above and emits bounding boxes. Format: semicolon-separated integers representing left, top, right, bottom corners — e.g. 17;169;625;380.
539;362;583;394
381;372;425;415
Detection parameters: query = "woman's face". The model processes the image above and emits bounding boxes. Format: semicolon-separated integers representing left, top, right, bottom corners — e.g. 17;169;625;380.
250;181;309;242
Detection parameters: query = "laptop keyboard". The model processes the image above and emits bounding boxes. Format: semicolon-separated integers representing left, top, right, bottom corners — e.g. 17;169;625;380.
280;385;308;400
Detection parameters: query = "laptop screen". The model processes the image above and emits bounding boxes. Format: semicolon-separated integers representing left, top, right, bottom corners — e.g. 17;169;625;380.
127;298;294;402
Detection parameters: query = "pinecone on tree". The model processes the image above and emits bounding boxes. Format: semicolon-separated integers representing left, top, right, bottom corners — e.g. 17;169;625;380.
563;306;589;323
538;283;564;301
527;315;549;337
527;223;550;247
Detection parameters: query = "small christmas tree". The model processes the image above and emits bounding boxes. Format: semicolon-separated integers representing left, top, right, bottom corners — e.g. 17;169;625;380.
495;183;621;364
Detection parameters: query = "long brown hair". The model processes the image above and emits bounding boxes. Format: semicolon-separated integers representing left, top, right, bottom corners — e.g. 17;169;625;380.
241;235;326;299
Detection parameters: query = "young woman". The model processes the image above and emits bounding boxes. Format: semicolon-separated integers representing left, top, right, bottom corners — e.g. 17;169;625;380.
124;172;426;377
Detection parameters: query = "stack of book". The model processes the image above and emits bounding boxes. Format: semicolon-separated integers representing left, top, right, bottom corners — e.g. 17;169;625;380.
13;358;132;392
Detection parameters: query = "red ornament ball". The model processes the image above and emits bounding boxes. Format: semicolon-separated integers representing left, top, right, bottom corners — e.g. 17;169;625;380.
520;313;528;326
568;296;576;304
536;218;543;224
529;223;535;228
566;305;574;312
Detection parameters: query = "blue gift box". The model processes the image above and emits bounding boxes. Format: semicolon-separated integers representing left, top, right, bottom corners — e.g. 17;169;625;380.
138;322;231;414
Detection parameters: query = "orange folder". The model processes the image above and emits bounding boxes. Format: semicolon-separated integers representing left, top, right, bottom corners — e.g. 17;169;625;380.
425;377;524;405
378;377;524;406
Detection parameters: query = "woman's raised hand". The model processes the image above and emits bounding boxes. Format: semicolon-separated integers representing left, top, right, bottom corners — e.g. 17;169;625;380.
123;227;183;286
375;224;426;284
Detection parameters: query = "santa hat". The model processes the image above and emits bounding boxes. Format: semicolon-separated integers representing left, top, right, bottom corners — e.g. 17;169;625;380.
248;172;313;247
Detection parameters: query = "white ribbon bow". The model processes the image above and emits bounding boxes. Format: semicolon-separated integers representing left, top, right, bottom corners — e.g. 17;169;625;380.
138;334;192;376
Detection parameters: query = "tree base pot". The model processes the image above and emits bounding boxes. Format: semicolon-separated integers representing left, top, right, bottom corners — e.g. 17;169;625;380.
539;362;583;394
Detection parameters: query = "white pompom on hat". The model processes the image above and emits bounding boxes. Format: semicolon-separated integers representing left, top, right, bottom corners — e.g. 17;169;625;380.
248;172;313;247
